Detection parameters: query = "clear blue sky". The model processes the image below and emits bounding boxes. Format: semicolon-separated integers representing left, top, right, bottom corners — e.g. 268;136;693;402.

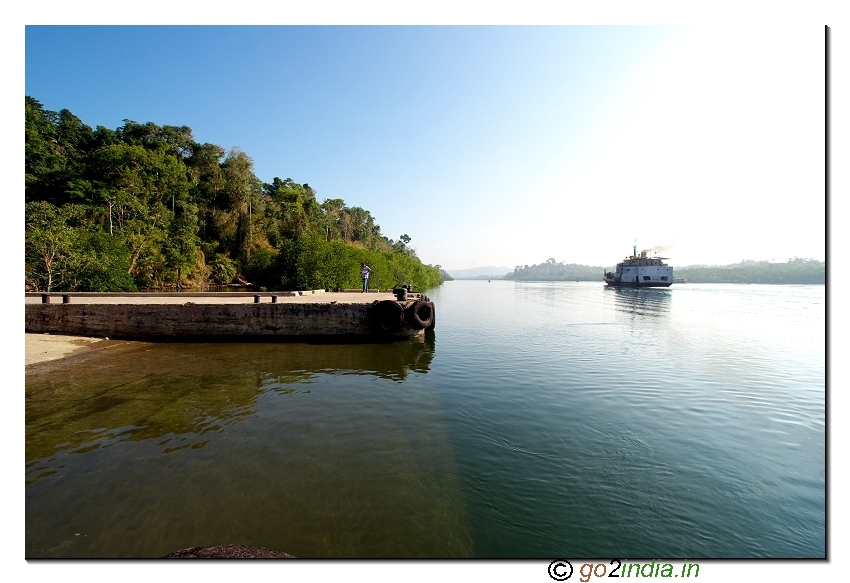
24;22;826;270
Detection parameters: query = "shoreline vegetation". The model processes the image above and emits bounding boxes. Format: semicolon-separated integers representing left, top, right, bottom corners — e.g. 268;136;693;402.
25;96;444;294
502;257;824;285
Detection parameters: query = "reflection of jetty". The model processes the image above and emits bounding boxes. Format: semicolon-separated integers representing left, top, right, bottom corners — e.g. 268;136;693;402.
26;334;436;464
25;291;435;341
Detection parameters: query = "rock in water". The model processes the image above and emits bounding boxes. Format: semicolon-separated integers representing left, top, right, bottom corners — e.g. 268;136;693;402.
163;544;295;558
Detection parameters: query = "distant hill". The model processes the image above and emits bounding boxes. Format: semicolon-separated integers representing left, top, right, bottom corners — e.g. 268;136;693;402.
504;260;606;281
446;266;513;279
674;258;824;284
502;257;825;284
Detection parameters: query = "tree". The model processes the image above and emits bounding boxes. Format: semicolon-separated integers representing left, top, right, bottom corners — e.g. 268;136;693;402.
25;97;60;197
211;253;237;285
320;198;346;241
88;143;191;281
25;98;97;205
25;202;83;291
186;143;226;208
264;177;321;242
164;198;201;287
24;96;447;293
221;149;263;263
65;229;136;291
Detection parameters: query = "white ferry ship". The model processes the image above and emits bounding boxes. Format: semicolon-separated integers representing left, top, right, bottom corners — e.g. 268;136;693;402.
604;245;673;288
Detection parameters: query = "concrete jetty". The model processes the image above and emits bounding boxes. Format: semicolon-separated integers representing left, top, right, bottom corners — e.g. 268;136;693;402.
25;290;435;341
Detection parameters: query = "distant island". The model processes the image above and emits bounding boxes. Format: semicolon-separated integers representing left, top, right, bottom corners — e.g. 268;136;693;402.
446;266;512;280
502;257;824;285
674;258;824;285
504;259;604;281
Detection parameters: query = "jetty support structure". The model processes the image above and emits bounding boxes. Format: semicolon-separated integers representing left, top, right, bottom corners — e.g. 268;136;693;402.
25;290;435;341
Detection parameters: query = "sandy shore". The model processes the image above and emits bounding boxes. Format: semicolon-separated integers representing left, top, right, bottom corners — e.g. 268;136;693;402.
26;333;109;366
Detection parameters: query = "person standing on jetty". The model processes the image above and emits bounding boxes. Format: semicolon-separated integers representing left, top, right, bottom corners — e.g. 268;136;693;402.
360;263;371;293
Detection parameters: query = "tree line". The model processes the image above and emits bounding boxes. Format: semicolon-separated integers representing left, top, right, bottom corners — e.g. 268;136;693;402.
674;258;824;284
504;258;606;281
25;96;444;292
503;257;825;284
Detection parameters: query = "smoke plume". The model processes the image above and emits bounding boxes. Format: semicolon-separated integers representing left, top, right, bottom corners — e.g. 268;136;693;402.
642;234;682;256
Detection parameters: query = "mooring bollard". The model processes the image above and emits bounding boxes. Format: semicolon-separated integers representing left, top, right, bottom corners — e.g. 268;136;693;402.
41;294;50;304
271;295;278;303
254;295;261;303
62;295;70;304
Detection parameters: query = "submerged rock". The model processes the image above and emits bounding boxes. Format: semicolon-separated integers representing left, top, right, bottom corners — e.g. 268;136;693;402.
163;544;295;558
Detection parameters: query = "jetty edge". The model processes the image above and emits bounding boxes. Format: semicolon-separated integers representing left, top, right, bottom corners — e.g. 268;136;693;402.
25;290;435;342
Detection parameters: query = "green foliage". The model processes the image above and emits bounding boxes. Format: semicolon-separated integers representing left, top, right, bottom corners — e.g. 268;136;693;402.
357;247;443;291
296;235;356;291
269;233;442;292
25;201;136;291
26;201;82;291
505;259;606;281
504;257;825;284
211;253;238;285
67;230;137;292
675;258;825;284
24;96;446;292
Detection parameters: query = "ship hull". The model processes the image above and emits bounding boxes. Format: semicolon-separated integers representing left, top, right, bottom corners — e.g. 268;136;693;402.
604;247;674;288
604;280;673;288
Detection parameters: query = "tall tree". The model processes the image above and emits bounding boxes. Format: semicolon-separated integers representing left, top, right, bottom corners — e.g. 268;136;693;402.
25;202;83;291
221;149;262;262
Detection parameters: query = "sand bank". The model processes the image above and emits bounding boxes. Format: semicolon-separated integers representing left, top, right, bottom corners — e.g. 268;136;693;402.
26;333;108;366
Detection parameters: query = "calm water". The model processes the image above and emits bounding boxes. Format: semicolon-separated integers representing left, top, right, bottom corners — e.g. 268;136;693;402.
25;281;825;558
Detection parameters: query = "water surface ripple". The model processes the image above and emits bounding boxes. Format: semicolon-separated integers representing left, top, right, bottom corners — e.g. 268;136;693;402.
26;281;824;558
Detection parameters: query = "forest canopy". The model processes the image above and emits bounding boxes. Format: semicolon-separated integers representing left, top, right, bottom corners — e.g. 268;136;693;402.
25;96;444;292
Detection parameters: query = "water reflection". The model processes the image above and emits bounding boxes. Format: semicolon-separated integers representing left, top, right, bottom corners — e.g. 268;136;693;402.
26;333;470;558
26;282;824;558
26;336;436;468
607;286;672;317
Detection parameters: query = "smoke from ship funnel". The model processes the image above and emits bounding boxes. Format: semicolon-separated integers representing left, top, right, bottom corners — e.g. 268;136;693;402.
644;234;682;256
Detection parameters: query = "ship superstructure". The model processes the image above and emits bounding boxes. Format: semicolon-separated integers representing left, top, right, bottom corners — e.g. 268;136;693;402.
604;245;673;288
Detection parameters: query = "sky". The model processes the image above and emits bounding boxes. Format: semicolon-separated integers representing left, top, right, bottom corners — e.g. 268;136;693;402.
22;19;826;270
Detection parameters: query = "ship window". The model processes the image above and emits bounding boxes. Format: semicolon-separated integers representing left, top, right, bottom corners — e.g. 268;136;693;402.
643;276;651;281
661;276;668;281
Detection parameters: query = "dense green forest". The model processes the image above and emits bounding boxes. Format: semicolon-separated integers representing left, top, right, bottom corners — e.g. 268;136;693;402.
25;97;444;293
674;258;825;284
504;259;606;281
504;257;825;284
